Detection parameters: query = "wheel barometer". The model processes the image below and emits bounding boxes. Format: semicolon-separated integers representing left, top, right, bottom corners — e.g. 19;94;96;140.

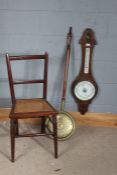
72;28;98;114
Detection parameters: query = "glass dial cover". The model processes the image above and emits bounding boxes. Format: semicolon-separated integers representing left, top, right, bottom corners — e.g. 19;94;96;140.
74;81;96;101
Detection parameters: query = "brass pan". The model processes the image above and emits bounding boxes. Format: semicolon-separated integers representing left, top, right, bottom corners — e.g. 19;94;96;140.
46;112;76;140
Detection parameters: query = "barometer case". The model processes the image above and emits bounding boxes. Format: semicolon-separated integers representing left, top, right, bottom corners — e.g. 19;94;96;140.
72;28;98;114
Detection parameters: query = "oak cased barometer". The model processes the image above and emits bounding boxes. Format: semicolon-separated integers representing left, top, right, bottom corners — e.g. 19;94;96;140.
72;28;98;114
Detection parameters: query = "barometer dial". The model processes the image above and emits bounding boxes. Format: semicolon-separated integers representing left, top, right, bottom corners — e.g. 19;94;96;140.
74;81;96;101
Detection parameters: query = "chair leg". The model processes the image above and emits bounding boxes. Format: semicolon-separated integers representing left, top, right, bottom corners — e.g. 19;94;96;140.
15;119;19;136
10;119;16;162
52;115;58;158
41;117;46;133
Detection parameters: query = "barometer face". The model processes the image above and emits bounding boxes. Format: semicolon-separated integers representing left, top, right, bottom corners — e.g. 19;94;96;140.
74;81;96;101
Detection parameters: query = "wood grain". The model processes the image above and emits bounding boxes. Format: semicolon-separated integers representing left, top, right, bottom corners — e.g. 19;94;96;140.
0;108;117;127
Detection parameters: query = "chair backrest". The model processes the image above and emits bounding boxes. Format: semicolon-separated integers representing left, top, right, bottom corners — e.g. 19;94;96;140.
6;53;48;106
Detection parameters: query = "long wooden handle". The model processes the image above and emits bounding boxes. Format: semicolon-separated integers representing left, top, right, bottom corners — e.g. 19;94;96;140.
62;27;72;102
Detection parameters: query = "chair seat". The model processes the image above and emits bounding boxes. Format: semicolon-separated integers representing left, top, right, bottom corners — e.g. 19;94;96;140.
10;98;57;118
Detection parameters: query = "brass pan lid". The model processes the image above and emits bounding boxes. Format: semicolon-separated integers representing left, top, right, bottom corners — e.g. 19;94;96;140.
46;111;76;140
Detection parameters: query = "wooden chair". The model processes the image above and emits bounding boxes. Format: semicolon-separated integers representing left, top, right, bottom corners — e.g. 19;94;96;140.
6;53;58;162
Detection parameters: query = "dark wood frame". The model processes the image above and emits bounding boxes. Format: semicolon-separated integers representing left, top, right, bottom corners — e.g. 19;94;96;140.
72;28;98;114
6;53;58;162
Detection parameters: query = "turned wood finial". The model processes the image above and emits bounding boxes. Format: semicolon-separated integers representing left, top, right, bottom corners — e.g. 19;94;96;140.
67;26;72;46
79;28;97;45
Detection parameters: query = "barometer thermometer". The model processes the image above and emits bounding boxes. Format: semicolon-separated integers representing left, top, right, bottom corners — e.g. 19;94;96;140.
72;28;98;114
